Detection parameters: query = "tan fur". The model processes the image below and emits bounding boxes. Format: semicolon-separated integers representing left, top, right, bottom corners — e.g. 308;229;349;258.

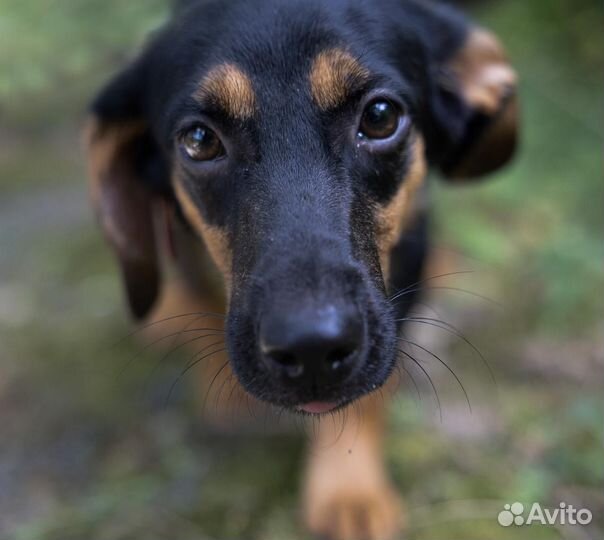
173;178;232;289
194;63;256;119
303;387;403;540
443;28;518;179
448;28;517;114
84;116;147;228
85;115;162;321
309;48;370;110
375;136;427;279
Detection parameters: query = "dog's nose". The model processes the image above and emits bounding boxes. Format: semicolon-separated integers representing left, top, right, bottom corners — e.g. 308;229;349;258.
259;305;363;382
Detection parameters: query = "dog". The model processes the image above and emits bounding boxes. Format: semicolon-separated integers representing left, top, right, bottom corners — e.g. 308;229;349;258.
85;0;518;538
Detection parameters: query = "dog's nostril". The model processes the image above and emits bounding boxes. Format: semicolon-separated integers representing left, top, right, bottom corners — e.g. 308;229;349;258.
326;346;356;371
266;350;305;378
259;304;364;381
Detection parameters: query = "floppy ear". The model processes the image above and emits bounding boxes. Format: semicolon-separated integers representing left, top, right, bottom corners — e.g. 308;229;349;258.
436;27;519;180
85;62;166;320
413;0;519;182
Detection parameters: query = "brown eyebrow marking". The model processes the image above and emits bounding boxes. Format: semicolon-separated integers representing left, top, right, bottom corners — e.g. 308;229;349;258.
194;63;256;119
309;48;370;110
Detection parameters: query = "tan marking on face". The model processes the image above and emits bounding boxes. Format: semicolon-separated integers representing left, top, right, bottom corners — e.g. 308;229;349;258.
309;48;370;110
447;28;517;114
194;63;256;119
173;178;232;288
375;135;427;279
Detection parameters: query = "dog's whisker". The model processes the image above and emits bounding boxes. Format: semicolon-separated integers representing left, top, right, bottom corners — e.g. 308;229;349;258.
163;312;218;355
118;326;226;376
165;343;227;407
111;312;226;346
161;331;225;364
190;339;229;372
245;393;256;422
392;285;502;308
293;410;304;440
408;300;444;320
397;348;443;422
117;328;225;378
394;362;409;397
225;373;241;417
140;332;226;399
398;359;422;404
399;316;497;387
216;372;236;426
390;362;403;392
330;409;339;434
388;271;475;302
374;344;422;406
399;337;472;413
275;404;287;428
117;327;223;379
213;369;237;421
330;408;340;446
182;337;227;370
200;359;231;417
426;286;502;307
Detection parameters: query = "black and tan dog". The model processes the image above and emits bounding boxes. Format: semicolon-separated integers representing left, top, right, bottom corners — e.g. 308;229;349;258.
86;0;518;537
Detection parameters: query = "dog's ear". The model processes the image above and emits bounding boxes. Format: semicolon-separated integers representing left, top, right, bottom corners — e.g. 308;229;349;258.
85;61;165;320
416;4;519;181
437;28;519;180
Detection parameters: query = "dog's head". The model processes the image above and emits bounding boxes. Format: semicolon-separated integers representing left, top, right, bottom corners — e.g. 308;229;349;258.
86;0;518;413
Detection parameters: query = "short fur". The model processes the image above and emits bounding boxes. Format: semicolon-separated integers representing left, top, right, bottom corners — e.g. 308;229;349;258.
86;1;518;538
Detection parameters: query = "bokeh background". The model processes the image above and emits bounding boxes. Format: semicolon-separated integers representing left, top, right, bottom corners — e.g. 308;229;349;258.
0;0;602;538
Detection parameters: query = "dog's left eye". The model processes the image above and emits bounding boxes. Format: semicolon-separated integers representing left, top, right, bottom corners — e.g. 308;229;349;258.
358;99;400;140
181;125;225;161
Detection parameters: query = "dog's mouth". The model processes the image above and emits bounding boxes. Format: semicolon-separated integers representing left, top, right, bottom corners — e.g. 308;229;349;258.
297;401;341;415
227;274;398;412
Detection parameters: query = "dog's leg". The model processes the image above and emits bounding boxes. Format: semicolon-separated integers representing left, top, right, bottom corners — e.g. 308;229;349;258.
303;385;402;540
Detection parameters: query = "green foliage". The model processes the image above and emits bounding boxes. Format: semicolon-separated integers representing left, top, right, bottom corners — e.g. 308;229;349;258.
435;0;603;336
0;0;168;126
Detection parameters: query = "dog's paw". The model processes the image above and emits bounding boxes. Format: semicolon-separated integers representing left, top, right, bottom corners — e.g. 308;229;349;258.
305;484;403;540
303;453;403;540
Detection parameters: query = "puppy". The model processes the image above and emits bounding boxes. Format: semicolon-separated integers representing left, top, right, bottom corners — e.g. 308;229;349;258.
86;0;518;538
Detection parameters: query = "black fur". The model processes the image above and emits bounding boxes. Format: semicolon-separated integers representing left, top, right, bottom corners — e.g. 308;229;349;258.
91;0;501;410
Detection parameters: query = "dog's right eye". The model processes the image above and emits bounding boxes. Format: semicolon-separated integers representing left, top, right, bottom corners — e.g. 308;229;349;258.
359;99;400;140
181;125;225;161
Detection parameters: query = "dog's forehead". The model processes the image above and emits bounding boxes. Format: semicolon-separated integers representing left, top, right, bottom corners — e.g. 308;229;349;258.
180;1;373;118
192;48;370;120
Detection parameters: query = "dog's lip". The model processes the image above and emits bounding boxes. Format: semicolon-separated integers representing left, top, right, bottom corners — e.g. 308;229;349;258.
296;401;339;415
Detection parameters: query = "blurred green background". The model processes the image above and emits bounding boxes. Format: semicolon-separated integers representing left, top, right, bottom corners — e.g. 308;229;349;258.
0;0;602;539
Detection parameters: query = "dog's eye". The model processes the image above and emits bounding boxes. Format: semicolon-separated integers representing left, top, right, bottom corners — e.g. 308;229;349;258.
358;99;400;140
181;125;224;161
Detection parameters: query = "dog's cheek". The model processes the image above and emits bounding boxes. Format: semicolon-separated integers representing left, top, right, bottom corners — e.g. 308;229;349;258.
173;177;233;291
374;137;427;281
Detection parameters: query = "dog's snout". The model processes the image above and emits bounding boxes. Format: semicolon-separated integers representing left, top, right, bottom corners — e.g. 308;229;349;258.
259;304;364;382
